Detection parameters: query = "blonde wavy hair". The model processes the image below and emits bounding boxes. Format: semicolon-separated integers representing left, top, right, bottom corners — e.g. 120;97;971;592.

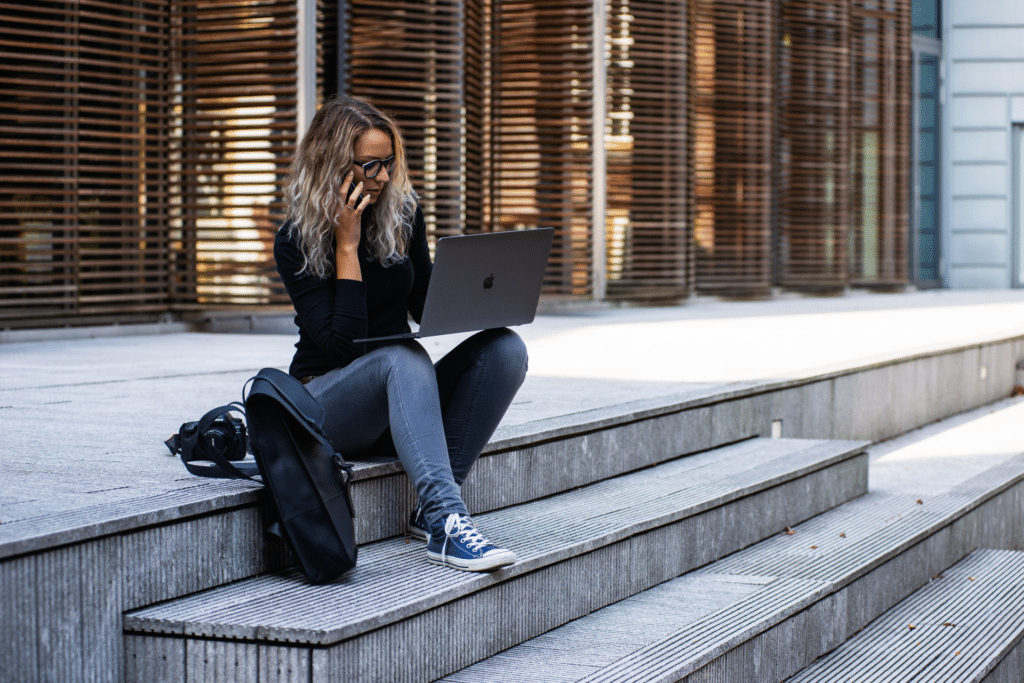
285;96;417;278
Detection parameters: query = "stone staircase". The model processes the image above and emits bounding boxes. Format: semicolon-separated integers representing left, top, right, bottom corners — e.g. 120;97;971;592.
786;548;1024;683
123;438;867;682
4;332;1024;683
121;427;1024;683
435;453;1024;682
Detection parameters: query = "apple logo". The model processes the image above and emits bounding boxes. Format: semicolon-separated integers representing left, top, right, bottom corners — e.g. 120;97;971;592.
483;273;494;290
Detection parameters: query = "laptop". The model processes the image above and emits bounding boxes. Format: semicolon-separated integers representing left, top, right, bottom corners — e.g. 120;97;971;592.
354;227;554;344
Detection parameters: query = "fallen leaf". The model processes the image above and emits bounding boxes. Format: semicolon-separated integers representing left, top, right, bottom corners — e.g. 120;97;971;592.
943;623;955;627
969;577;975;581
916;499;923;505
956;651;961;655
839;532;846;538
784;527;795;536
908;625;916;630
810;545;818;549
1012;385;1024;397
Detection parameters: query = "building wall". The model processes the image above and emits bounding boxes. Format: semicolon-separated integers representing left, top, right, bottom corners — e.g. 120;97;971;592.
945;0;1024;289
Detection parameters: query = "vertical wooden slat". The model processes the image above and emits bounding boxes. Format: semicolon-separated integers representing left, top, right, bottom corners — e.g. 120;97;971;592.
464;0;486;236
776;0;850;290
604;0;689;302
848;0;910;287
692;0;775;296
317;0;339;101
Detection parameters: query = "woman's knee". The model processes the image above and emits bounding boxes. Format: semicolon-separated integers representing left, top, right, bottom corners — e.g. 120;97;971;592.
486;328;529;381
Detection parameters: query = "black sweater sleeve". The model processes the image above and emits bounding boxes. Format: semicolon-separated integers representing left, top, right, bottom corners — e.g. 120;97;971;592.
406;208;432;324
274;224;368;370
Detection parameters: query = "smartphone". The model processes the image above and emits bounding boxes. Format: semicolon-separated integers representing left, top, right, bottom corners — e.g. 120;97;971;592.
347;182;363;205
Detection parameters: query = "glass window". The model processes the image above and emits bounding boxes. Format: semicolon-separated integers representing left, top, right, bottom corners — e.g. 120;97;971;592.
913;54;941;285
1015;126;1024;286
912;0;940;40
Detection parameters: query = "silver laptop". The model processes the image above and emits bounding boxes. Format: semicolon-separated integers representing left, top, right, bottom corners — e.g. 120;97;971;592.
354;227;554;343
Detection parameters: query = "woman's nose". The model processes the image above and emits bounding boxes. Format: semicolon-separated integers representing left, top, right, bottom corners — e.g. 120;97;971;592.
376;166;390;183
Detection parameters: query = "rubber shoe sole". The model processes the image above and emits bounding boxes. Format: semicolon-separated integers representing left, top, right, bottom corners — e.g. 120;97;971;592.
407;509;430;541
426;547;516;572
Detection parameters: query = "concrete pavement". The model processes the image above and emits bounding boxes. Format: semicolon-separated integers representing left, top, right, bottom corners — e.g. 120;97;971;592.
3;289;1024;529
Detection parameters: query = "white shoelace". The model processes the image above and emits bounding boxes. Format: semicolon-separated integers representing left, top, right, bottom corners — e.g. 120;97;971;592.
444;514;490;553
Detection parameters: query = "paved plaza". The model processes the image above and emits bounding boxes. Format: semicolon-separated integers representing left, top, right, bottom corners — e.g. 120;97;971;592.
2;289;1024;528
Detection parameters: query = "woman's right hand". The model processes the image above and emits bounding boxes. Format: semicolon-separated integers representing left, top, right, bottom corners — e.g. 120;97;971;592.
334;170;371;280
335;170;370;251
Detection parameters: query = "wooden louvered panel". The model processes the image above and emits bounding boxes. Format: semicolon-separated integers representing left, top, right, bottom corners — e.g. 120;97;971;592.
463;0;486;235
0;0;170;325
692;0;774;295
168;0;297;309
848;0;910;287
604;0;689;301
346;0;477;243
1;0;919;328
776;0;850;290
490;1;595;297
317;0;339;100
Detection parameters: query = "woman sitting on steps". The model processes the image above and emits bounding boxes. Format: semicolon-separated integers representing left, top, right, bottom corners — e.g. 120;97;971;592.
273;95;527;572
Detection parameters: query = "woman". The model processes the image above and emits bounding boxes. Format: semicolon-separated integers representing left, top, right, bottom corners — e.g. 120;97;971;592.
274;95;527;572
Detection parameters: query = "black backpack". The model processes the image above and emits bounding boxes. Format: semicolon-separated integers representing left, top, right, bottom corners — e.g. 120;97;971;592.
166;368;357;583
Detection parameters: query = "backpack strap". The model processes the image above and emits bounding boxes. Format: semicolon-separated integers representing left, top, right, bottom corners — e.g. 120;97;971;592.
245;368;328;436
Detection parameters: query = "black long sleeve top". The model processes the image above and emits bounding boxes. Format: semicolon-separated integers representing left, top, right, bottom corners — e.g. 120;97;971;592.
273;206;432;379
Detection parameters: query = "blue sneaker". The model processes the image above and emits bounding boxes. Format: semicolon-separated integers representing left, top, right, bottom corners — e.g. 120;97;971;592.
426;513;516;572
407;505;429;541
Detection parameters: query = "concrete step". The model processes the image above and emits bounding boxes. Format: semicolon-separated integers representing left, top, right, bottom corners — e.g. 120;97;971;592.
0;385;782;680
785;548;1024;683
123;437;867;683
0;369;805;567
436;455;1024;683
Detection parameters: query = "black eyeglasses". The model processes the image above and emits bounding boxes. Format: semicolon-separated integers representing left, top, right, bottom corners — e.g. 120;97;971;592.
353;155;395;179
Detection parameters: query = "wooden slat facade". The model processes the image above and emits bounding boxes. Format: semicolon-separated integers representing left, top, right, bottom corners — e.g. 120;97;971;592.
317;0;339;101
604;0;690;301
776;0;851;290
0;0;913;328
0;0;171;325
166;0;297;309
488;1;596;297
345;0;479;244
692;0;776;296
848;0;910;287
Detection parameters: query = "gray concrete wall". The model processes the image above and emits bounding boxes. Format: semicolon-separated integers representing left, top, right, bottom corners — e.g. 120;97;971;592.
944;0;1024;289
0;507;283;683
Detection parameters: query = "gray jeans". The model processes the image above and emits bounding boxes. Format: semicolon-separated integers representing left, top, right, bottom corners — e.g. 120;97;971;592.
305;328;528;529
